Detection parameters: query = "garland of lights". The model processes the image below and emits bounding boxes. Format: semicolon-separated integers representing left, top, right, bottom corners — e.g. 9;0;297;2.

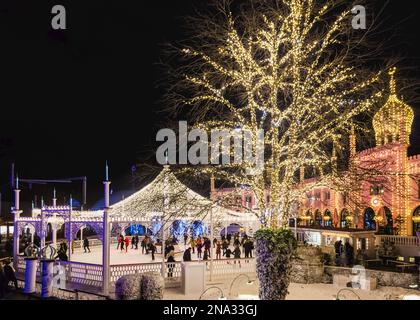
175;0;384;229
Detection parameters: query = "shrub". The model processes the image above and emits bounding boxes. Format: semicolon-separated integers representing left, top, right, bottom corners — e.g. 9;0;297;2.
115;274;142;300
140;272;164;300
255;228;297;300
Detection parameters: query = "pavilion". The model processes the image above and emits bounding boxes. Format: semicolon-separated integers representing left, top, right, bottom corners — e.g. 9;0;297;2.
12;166;260;295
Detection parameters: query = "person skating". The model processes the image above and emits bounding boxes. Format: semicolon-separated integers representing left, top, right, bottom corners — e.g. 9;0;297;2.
197;241;203;259
117;234;123;250
222;239;229;254
226;233;231;244
125;236;130;253
189;237;196;254
183;233;188;246
204;237;211;258
216;241;222;259
213;237;218;248
149;242;156;261
120;236;125;252
83;237;91;253
141;236;146;254
233;246;241;259
224;247;232;259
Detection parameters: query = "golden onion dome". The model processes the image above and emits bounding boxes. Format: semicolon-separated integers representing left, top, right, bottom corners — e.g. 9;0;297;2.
373;68;414;146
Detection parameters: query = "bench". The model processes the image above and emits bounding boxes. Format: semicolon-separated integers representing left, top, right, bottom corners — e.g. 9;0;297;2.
365;259;381;267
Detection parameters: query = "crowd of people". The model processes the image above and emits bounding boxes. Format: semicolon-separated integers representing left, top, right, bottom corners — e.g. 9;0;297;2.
334;240;354;267
181;233;255;263
116;234;158;260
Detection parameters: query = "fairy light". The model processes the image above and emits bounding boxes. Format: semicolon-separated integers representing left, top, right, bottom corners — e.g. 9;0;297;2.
176;0;384;229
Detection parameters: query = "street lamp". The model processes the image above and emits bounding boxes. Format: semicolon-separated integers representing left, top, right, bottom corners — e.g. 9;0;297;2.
199;286;226;300
335;288;361;300
229;274;255;297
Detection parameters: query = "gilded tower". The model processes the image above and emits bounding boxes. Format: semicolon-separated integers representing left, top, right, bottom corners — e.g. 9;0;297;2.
372;68;414;235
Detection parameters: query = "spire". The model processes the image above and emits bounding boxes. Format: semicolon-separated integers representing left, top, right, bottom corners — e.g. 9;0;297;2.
389;67;397;96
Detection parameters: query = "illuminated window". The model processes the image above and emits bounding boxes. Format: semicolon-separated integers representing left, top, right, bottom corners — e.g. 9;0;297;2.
370;185;384;196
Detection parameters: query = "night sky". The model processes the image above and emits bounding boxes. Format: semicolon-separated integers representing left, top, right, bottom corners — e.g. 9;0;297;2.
0;0;419;212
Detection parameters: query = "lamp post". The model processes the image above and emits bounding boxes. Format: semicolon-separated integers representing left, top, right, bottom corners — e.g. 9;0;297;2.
102;161;111;297
228;273;255;298
199;286;226;300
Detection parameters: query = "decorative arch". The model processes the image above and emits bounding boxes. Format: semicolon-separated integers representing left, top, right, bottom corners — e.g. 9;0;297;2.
191;220;206;238
340;209;350;228
412;206;420;235
364;208;376;231
68;222;103;241
169;220;189;239
324;209;332;227
220;223;242;237
314;210;322;226
378;206;393;235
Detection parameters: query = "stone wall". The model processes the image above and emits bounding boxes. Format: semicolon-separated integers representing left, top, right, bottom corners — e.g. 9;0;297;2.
291;245;324;284
324;266;419;288
291;245;419;288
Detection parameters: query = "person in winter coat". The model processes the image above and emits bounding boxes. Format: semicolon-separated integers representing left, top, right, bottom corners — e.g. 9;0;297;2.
117;234;122;250
183;247;192;262
196;242;203;259
150;242;156;261
124;236;130;253
189;238;196;254
216;241;222;260
233;246;241;259
83;237;91;253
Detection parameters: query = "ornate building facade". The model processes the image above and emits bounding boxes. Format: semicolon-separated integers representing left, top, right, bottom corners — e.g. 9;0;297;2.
213;69;420;237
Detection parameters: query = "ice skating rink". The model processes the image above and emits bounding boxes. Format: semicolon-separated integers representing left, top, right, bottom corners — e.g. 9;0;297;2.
70;243;244;265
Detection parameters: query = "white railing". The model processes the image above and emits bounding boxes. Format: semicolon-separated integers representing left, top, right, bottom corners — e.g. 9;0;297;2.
206;258;256;280
58;261;104;288
375;235;419;247
110;262;182;284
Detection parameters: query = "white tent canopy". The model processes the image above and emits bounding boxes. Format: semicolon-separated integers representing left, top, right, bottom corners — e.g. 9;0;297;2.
108;166;259;225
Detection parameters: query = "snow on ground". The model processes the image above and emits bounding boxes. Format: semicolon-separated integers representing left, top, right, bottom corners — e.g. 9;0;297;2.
164;281;420;300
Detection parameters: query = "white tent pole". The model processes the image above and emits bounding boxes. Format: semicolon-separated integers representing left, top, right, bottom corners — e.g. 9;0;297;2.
209;206;214;281
161;165;169;278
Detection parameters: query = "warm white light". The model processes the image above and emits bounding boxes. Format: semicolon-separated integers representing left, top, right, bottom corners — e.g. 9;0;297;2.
237;295;259;300
402;295;420;300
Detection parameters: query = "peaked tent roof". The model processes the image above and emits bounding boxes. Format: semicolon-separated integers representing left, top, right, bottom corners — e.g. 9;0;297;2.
108;167;259;224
